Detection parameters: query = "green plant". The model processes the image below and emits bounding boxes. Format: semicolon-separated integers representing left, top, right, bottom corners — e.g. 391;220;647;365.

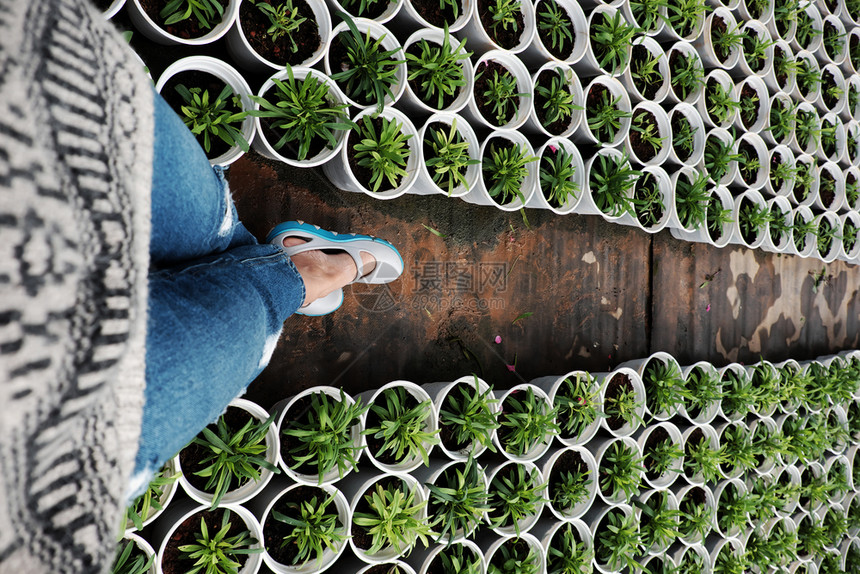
538;0;574;54
271;491;347;566
772;46;799;85
590;153;642;218
489;539;540;574
547;523;592;574
178;510;263;574
669;50;704;100
630;0;664;32
678;489;713;541
189;411;279;509
329;13;404;110
683;365;722;416
425;457;490;542
737;146;762;184
248;0;306;49
744;0;770;19
112;539;155;574
766;98;796;143
796;515;829;556
645;432;683;478
437;544;482;574
769;204;792;245
488;0;524;35
665;0;708;38
589;11;637;74
587;88;631;143
438;377;499;451
406;27;471;110
821;121;838;158
713;543;748;574
796;57;822;96
159;0;224;29
671;112;697;160
792;211;816;252
843;219;858;253
706;194;733;238
643;358;686;415
554;372;605;440
424;120;479;195
673;172;709;230
174;84;249;155
487;463;548;535
482;140;538;205
769;154;799;191
704;78;739;124
851;83;860;114
498;387;560;456
721;423;758;474
632;173;665;227
823;22;846;60
712;20;744;61
750;363;780;413
339;0;388;18
364;385;439;465
630;111;666;159
738;90;760;127
816;216;839;256
535;69;579;126
595;508;643;572
772;0;798;32
352;114;414;192
721;368;757;418
738;198;769;242
717;483;755;534
125;464;182;531
677;548;706;574
630;47;664;94
601;373;644;427
741;30;773;73
684;433;724;482
352;480;435;554
476;62;526;126
703;134;740;182
599;440;645;501
636;491;681;549
249;68;354;161
540;145;580;207
795;8;822;49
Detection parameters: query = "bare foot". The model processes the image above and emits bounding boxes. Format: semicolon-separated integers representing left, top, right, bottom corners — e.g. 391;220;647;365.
282;237;376;306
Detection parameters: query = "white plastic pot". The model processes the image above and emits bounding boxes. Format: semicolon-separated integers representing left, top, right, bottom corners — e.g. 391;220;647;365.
484;461;546;535
618;351;682;420
765;39;798;94
533;519;592;573
412;459;488;543
698;69;738;130
817;113;847;164
716;363;751;421
530;370;602;446
625;101;671;166
681;423;721;486
413;112;481;198
463;50;533;132
712;478;748;538
763;91;797;147
791;152;820;206
103;0;126;19
592;435;643;506
748;415;779;474
461;130;538;211
396;0;475;32
620;165;673;233
492;384;556;462
819;63;848;116
638;489;681;555
670;184;735;247
407;539;484;574
399;28;474;115
703;127;738;186
482;533;544;574
574;74;632;147
762;195;794;254
765;145;797;198
539;445;599;521
731;131;769;192
665;41;705;106
127;0;240;45
791;3;823;53
666;102;706;166
525;62;584;138
694;7;741;69
672;483;717;546
620;36;671;104
791;204;818;257
814;161;846;211
587;503;636;574
677;361;720;425
838;211;860;262
326;0;404;24
579;5;633;77
595;367;646;438
734;19;775;78
821;14;848;65
636;420;684;489
525;137;586;214
421;375;496;460
122;532;156;574
794;50;822;105
734;74;770;133
521;0;588;65
737;0;774;24
456;0;536;54
124;458;180;534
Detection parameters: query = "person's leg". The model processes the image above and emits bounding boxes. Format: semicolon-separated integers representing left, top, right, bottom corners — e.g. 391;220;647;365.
149;88;256;266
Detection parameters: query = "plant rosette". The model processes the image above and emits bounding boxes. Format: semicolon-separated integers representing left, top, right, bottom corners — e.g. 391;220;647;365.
791;152;819;207
817;502;849;552
463;130;538;211
824;454;852;501
625;101;671;166
125;459;181;534
665;41;705;106
273;386;364;486
618;351;684;420
765;145;797;198
636;489;681;555
728;188;769;250
763;91;796;148
421;375;498;460
658;0;707;42
225;0;331;71
152;500;264;574
635;420;684;489
176;398;279;509
838;211;860;262
406;539;484;574
323;17;407;110
737;0;774;25
539;445;599;521
397;0;475;32
413;112;481;198
574;75;632;148
731;132;769;192
734;75;770;134
821;14;848;66
697;69;738;130
770;463;803;515
677;361;721;425
530;370;603;446
670;543;710;574
773;358;804;415
622;165;673;233
592;435;644;505
464;50;533;132
155;56;256;167
412;458;489;543
793;50;822;106
717;362;753;421
681;423;722;486
525;62;584;138
595;367;646;438
400;28;474;116
357;380;439;473
481;533;545;574
748;415;780;475
251;67;351;168
762;195;795;254
768;0;798;43
522;0;588;66
766;39;798;95
578;148;642;221
667;102;705;166
791;2;823;54
580;5;636;77
252;481;350;574
525;137;586;214
819;64;848;116
620;36;671;104
323;107;420;199
492;383;558;462
793;511;824;561
712;478;750;538
341;472;431;564
532;518;594;574
746;360;781;417
694;7;742;70
620;0;667;37
673;482;717;546
587;503;642;574
670;184;735;247
813;163;845;211
792;204;819;257
484;460;548;536
458;0;537;54
127;0;241;45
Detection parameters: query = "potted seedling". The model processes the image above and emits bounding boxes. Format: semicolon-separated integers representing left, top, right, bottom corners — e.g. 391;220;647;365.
527;0;588;64
156;56;254;166
818;114;845;164
398;0;472;31
678;361;722;423
793;205;818;257
485;461;548;536
738;20;775;77
733;134;768;191
683;425;724;484
814;162;842;210
739;0;773;22
542;446;597;520
735;75;768;133
748;361;781;416
672;544;709;574
416;114;480;197
412;541;483;574
764;93;796;147
485;534;543;574
583;6;636;76
430;374;499;460
626;101;670;165
541;371;605;445
324;14;406;110
467;131;538;211
402;27;473;114
703;128;739;185
792;154;818;206
667;42;705;104
124;461;181;532
250;67;354;167
597;367;645;437
718;421;758;479
323;107;419;199
461;0;537;53
822;14;847;65
766;146;797;197
629;166;671;232
638;422;684;488
733;190;770;249
820;64;847;115
423;457;490;542
793;3;822;52
591;505;643;573
576;75;632;147
663;0;707;40
714;479;753;538
636;490;681;554
528;63;583;137
528;138;585;214
177;399;279;509
112;534;155;574
466;51;532;131
766;40;797;94
847;167;860;209
668;103;704;165
582;149;642;222
795;51;822;104
699;70;739;129
671;169;710;234
719;364;756;420
845;123;860;166
542;521;594;574
676;484;715;545
594;436;645;504
695;7;742;69
128;0;240;45
839;211;860;261
624;351;686;419
361;382;440;473
226;0;329;71
257;483;349;573
348;474;435;563
277;387;366;485
815;211;842;263
770;0;798;42
622;37;670;103
764;196;794;254
494;384;559;462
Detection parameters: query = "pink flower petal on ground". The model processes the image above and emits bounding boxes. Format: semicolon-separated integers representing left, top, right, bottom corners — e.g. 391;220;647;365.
495;336;502;344
706;304;711;312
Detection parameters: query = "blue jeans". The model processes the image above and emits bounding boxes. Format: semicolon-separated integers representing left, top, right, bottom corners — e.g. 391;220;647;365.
131;91;304;483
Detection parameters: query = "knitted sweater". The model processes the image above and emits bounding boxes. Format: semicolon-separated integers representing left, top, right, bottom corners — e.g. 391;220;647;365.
0;0;153;572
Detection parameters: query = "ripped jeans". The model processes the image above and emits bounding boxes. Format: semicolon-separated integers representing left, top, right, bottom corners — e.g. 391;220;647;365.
131;90;304;483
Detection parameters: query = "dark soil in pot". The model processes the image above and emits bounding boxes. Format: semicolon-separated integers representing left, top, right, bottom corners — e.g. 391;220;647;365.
707;197;725;242
139;0;219;39
739;197;760;245
474;60;520;126
738;141;758;185
329;32;399;107
604;372;633;430
477;0;525;49
629;110;660;162
823;20;840;57
364;388;420;463
548;449;588;512
711;15;730;62
179;406;256;494
264;485;335;565
634;174;664;227
535;70;573;135
739;84;759;129
161;508;252;574
631;45;661;100
438;383;474;451
819;172;837;208
346;116;409;194
773;45;788;86
535;0;575;59
769;205;788;245
351;476;405;550
770;152;785;191
821;70;841;110
160;70;241;160
239;0;320;66
643;426;670;480
406;41;459;110
410;0;462;28
670;112;693;162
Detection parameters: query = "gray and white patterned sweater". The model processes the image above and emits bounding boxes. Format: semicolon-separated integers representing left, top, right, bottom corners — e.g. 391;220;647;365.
0;0;153;572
